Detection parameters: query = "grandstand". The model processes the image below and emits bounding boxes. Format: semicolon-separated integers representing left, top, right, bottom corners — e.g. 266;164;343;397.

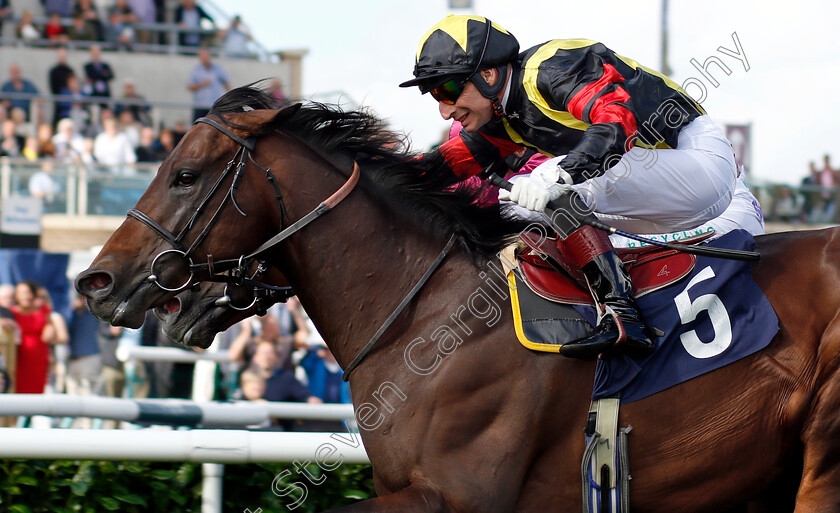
0;0;308;251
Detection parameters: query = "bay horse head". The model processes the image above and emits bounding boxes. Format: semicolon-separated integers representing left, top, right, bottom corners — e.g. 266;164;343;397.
76;97;302;327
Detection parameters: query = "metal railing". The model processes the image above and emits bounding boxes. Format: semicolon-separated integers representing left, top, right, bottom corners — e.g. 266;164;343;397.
0;156;156;216
0;11;274;61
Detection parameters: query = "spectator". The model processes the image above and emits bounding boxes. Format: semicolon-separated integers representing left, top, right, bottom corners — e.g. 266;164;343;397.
229;309;307;372
1;63;40;120
0;284;15;309
10;281;63;394
187;48;229;121
299;341;351;404
107;0;138;49
72;0;105;41
36;287;68;346
65;295;102;426
0;0;10;40
67;12;98;42
65;295;103;400
44;12;69;43
238;369;266;401
126;0;156;44
83;45;115;106
156;127;176;157
140;312;191;399
98;322;124;400
28;160;62;208
16;10;41;42
0;119;23;157
218;15;252;59
250;339;320;405
93;117;136;173
114;78;151;126
0;285;18;351
22;135;40;161
44;0;73;17
9;107;33;139
0;365;9;394
170;119;188;145
268;78;288;106
118;109;141;148
48;47;77;127
820;154;838;189
87;105;114;137
772;186;803;223
56;74;91;135
36;286;69;392
36;123;56;158
175;0;214;48
135;126;164;162
811;154;839;223
52;117;86;161
237;369;271;428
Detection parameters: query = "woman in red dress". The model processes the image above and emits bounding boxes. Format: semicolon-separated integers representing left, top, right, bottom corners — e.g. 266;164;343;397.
11;281;57;394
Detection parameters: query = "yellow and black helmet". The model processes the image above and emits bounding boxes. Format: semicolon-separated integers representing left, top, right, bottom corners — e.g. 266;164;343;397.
399;15;519;93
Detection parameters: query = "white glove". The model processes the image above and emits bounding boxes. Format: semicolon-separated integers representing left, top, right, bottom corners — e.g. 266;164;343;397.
499;177;571;212
531;155;574;186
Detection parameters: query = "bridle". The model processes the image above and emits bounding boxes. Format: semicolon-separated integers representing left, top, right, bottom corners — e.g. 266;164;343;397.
127;115;359;307
127;112;456;381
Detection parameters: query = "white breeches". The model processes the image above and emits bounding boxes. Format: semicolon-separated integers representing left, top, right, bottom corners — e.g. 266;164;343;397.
503;116;765;246
572;115;739;234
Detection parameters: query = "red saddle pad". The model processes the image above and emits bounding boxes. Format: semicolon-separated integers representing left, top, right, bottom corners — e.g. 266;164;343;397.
517;233;699;305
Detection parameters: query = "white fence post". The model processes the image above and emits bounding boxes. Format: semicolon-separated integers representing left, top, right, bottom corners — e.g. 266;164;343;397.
202;463;225;513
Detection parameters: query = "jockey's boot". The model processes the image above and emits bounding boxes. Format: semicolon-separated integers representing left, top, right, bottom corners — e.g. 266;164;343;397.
557;225;654;360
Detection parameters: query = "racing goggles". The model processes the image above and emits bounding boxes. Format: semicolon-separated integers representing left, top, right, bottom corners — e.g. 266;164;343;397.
429;77;469;105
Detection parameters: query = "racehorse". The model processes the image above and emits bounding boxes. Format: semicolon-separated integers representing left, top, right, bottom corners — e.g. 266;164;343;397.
76;86;839;512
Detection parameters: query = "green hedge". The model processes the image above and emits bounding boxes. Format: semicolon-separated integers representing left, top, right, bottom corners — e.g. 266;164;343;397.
0;459;374;512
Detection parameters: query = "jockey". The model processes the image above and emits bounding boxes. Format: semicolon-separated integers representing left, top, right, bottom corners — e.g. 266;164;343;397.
401;15;757;359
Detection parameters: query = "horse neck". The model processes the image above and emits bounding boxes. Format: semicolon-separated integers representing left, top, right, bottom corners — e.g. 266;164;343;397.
273;167;479;372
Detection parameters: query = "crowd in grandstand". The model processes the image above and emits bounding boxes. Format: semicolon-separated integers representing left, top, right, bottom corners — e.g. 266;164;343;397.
1;0;253;56
0;2;316;431
759;154;840;225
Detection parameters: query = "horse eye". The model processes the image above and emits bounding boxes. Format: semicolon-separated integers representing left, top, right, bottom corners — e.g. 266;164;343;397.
177;171;196;187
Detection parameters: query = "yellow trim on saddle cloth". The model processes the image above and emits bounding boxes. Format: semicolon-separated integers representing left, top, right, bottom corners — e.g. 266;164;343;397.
508;271;562;353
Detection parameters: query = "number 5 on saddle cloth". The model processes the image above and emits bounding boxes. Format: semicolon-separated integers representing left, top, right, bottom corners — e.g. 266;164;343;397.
504;228;779;513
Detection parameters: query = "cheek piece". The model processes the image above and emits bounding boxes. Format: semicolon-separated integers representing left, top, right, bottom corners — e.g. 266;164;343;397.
469;66;507;117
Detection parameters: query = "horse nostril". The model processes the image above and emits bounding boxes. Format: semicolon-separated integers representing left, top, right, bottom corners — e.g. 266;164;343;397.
75;270;115;297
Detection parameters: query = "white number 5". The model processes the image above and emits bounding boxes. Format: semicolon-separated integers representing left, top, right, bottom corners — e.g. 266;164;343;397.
673;266;732;359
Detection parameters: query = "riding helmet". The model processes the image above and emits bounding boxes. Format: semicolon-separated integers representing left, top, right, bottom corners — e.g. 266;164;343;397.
399;15;519;93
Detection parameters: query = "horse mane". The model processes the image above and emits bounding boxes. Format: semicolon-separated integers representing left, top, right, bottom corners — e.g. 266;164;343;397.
210;83;530;260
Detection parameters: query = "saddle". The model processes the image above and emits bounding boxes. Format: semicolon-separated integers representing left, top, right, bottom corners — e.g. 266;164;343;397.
515;231;710;305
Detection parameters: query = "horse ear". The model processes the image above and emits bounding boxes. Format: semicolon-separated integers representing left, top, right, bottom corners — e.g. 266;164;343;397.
273;102;302;121
246;103;302;131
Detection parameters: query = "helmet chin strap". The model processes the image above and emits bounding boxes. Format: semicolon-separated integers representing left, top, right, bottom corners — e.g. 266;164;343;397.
470;65;507;117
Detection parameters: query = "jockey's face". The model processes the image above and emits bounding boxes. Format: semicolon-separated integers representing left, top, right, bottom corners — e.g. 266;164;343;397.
437;68;499;132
